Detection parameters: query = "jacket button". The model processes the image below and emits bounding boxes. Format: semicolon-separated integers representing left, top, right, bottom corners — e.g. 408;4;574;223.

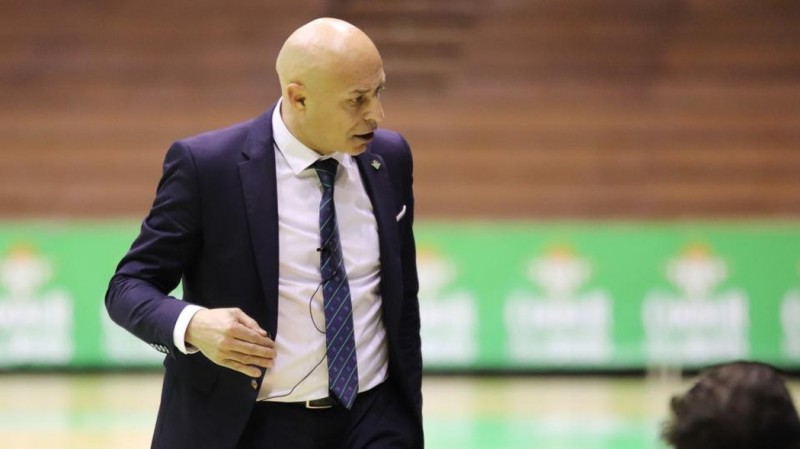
251;379;258;390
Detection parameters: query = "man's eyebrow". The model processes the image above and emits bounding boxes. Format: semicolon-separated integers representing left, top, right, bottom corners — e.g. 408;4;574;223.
350;82;386;95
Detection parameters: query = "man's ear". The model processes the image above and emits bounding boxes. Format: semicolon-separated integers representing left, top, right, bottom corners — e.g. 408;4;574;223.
286;83;306;110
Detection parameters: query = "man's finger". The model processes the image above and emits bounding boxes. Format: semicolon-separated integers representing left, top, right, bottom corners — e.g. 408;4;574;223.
227;339;276;359
229;352;274;369
223;359;262;378
229;324;274;347
230;309;268;336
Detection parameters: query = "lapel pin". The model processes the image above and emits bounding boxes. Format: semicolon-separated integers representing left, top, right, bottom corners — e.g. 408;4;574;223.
371;160;381;170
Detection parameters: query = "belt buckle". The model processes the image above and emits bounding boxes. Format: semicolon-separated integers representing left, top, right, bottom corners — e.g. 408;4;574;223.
305;398;333;410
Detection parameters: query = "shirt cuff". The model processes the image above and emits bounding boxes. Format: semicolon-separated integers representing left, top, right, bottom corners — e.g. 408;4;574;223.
173;305;206;354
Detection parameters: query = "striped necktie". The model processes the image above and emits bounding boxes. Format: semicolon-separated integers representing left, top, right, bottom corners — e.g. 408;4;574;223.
314;158;359;409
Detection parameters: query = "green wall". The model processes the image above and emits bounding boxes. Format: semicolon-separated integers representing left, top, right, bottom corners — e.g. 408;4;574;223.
1;221;799;371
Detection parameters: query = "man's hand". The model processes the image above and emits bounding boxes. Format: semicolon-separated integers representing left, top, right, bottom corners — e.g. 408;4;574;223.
185;308;275;378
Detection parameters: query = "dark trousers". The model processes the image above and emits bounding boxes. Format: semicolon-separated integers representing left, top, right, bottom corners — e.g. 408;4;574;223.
237;382;419;449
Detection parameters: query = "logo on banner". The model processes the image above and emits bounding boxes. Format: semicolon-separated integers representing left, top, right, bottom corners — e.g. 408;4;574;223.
504;245;613;363
417;248;477;364
0;244;73;364
642;243;748;364
780;263;800;359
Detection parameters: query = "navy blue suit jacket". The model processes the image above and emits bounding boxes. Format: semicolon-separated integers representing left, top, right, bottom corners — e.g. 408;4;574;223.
106;105;423;449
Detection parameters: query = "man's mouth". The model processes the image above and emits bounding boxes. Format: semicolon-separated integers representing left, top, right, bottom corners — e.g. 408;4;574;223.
354;132;375;141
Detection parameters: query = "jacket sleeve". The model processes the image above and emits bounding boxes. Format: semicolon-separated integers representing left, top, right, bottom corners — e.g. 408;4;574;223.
105;141;202;356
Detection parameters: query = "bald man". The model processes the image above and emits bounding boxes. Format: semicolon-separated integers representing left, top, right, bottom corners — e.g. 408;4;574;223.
106;18;423;449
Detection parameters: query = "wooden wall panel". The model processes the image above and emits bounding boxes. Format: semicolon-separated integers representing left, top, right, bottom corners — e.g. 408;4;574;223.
1;0;798;218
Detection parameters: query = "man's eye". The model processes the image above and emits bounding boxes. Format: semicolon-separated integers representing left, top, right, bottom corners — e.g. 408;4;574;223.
350;97;364;105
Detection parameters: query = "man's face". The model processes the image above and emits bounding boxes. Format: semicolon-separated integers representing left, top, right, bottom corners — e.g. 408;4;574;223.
301;59;386;156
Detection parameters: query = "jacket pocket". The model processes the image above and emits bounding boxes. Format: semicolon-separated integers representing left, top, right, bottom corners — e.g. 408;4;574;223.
164;351;220;394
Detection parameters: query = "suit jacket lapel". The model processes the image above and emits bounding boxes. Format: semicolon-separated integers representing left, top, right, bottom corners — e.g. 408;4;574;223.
356;153;403;337
238;106;279;336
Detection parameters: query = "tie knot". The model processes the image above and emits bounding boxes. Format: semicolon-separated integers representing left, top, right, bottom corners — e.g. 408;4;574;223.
314;158;339;188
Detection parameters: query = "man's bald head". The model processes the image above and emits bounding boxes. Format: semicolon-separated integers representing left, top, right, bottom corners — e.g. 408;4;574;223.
275;18;386;156
276;18;381;95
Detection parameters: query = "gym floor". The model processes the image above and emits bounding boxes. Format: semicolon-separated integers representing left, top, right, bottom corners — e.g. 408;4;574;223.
0;372;717;448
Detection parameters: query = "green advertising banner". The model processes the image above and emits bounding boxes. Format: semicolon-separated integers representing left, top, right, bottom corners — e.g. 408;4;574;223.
0;221;799;371
0;222;168;368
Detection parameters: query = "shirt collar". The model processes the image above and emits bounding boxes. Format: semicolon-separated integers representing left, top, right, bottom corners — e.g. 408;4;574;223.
271;99;352;176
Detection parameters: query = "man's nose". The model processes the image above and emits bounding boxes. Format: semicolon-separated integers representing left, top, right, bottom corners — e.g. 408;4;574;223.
365;98;384;124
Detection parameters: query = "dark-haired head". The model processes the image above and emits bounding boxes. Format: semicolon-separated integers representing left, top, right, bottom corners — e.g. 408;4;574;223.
662;361;800;449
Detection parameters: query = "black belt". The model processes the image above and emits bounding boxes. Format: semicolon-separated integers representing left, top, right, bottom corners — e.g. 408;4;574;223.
256;396;338;410
259;383;383;410
292;396;338;409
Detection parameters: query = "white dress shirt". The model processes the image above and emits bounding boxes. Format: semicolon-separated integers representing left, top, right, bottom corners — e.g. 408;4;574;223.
173;100;388;402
